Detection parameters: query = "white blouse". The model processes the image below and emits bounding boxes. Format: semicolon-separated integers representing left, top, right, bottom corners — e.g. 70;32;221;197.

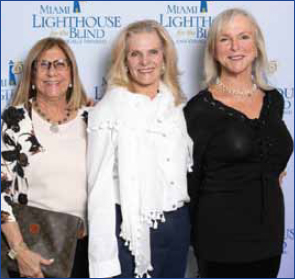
27;109;87;222
87;83;193;278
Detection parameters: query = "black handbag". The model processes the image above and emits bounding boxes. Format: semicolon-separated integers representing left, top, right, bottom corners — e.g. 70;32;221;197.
1;204;83;278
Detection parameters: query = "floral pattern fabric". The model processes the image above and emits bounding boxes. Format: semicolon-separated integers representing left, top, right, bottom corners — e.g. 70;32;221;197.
1;102;88;223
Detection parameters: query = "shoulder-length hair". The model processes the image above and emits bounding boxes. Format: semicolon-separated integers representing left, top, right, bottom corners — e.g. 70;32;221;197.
204;8;272;90
107;19;185;105
11;37;87;109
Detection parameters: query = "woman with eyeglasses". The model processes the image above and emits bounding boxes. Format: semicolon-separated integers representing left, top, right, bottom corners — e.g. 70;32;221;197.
1;37;89;278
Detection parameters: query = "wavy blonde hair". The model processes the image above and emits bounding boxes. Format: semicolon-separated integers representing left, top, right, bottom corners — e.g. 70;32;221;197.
107;19;185;105
11;37;87;109
204;8;272;90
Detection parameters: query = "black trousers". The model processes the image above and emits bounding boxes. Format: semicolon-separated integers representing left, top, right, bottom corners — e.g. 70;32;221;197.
115;204;190;278
198;255;281;278
8;236;89;278
70;235;89;278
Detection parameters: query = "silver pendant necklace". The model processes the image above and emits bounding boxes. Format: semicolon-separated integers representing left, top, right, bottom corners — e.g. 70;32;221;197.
33;100;72;133
50;123;59;133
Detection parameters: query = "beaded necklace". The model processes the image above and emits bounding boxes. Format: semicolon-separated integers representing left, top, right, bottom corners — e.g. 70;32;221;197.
33;100;72;133
217;79;257;98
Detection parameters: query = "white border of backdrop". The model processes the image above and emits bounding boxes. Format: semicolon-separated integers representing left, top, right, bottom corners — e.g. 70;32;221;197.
1;1;294;278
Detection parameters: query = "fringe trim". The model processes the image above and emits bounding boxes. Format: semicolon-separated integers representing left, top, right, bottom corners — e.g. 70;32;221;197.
120;211;166;278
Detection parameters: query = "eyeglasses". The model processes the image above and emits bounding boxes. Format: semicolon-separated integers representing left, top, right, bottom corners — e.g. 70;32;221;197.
34;59;70;73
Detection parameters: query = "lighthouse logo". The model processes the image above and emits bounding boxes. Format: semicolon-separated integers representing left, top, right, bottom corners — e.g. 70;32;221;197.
8;60;23;86
73;1;83;13
200;1;208;13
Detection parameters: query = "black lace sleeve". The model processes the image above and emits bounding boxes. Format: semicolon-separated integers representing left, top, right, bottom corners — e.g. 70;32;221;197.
184;92;211;225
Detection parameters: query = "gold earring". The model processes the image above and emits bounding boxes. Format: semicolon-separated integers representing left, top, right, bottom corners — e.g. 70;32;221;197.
161;64;166;75
124;65;129;74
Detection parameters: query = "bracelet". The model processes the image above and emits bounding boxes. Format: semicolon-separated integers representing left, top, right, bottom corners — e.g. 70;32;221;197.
8;241;28;260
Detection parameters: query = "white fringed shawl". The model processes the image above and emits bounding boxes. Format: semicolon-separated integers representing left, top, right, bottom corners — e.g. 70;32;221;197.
100;83;192;277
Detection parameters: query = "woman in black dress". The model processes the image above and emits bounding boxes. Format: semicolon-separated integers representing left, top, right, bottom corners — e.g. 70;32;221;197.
184;8;293;278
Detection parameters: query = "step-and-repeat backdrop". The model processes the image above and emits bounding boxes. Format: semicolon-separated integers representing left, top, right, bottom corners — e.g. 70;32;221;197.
1;1;294;278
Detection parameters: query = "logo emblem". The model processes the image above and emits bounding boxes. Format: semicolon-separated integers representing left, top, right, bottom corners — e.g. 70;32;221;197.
200;1;208;13
8;60;23;86
268;60;278;75
73;1;86;13
29;223;40;235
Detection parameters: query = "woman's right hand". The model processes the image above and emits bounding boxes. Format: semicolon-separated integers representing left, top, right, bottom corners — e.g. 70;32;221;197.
16;247;54;278
279;171;287;187
1;222;54;277
1;211;10;224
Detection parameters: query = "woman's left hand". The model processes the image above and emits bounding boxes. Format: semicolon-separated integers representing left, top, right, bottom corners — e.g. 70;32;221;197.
87;98;96;107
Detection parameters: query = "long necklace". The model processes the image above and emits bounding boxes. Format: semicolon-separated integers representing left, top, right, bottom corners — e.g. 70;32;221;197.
33;100;72;133
217;79;257;98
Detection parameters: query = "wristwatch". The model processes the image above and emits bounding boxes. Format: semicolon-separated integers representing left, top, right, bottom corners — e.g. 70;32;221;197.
7;248;18;260
7;242;28;260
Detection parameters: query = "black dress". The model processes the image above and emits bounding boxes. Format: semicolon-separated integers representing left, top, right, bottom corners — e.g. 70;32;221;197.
184;89;293;264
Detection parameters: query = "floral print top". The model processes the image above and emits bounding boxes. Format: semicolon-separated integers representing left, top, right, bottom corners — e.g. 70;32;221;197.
1;101;88;223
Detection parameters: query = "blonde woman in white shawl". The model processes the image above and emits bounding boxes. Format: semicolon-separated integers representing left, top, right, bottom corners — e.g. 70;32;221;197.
87;20;193;278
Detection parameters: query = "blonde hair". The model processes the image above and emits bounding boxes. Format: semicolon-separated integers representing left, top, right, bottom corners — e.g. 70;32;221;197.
204;8;272;90
107;19;185;105
11;37;87;109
